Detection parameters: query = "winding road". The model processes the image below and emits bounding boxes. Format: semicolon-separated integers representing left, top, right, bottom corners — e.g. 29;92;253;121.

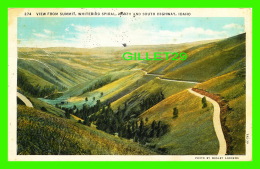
17;92;33;107
17;66;226;155
188;88;227;155
140;69;225;154
139;69;199;84
157;77;199;84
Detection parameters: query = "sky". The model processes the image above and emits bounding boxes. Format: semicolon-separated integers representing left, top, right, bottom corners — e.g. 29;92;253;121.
18;17;244;48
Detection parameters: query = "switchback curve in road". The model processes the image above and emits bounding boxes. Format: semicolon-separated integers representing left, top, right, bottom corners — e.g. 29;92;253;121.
188;88;227;155
17;92;33;108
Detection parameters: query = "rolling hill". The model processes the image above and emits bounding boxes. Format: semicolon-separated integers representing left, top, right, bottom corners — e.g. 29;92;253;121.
17;105;156;155
17;33;247;155
145;33;245;82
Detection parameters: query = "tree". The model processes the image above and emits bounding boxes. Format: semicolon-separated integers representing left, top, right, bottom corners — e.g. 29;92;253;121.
124;102;128;111
160;91;165;100
65;111;70;119
145;117;149;123
126;124;132;139
150;120;157;137
93;97;95;101
139;119;144;136
157;128;162;137
85;97;88;101
151;120;156;130
83;118;90;126
100;92;103;97
202;97;207;108
173;107;178;118
96;100;101;107
41;107;47;112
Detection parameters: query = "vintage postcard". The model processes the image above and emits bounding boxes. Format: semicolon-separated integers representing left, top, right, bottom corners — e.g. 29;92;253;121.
8;8;252;161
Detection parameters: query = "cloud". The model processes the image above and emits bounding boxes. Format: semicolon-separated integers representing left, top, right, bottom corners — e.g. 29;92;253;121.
68;23;228;48
43;29;52;34
33;29;65;40
33;29;52;38
222;23;244;35
181;27;225;36
223;23;243;30
33;33;48;38
167;27;228;43
22;20;243;48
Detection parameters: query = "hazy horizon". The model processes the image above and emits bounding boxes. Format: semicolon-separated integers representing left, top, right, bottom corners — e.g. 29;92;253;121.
18;17;244;48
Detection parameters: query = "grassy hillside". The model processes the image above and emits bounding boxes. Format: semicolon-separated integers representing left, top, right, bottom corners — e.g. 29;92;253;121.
18;47;123;90
146;33;245;82
134;68;246;155
17;33;247;155
69;70;149;105
65;70;136;100
195;68;246;154
18;58;93;88
111;76;196;118
27;96;65;117
18;68;54;88
139;90;219;155
18;105;157;155
38;70;145;109
17;38;218;91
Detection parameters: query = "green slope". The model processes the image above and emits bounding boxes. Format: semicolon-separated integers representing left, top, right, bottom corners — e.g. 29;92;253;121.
17;33;247;155
18;67;54;88
111;77;196;117
139;90;218;155
18;105;157;155
145;33;245;82
195;68;246;155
